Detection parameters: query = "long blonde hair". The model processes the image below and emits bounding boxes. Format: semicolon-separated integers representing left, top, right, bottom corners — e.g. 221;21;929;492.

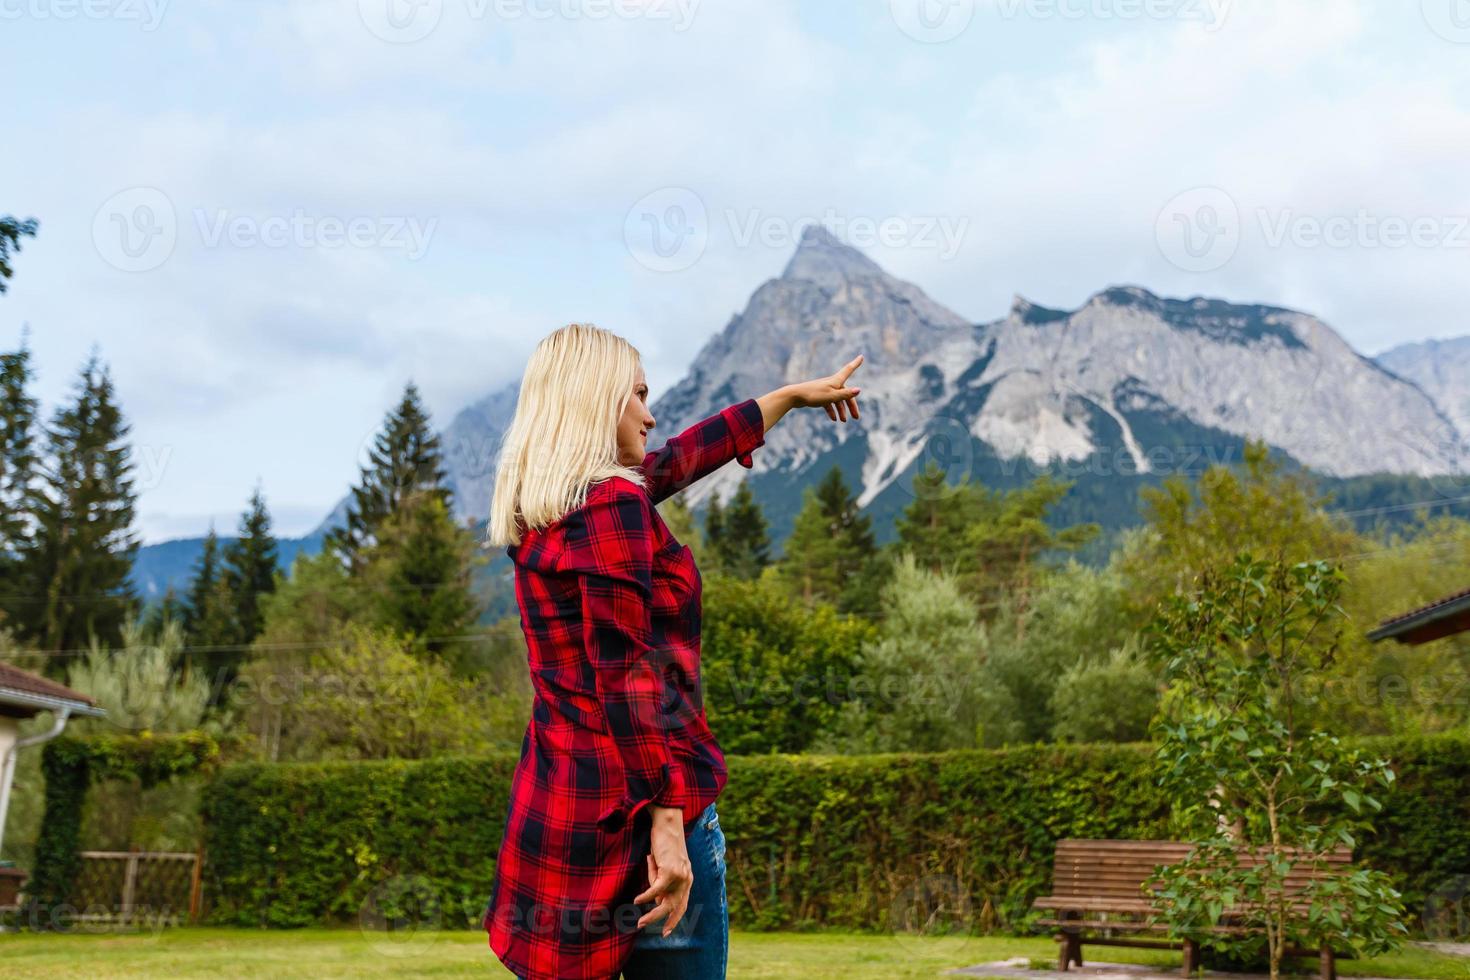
486;323;647;548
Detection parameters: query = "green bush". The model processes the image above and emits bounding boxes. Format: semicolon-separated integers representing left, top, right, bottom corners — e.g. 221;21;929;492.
198;734;1470;934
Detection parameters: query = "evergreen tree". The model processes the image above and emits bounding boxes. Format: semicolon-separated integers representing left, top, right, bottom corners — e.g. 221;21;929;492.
357;489;484;665
717;481;770;581
182;525;240;683
963;474;1099;629
0;216;38;294
776;466;880;615
19;352;140;669
138;585;188;643
0;334;41;628
891;460;980;576
326;381;450;572
702;492;727;572
221;485;279;646
892;463;1098;620
184;526;222;638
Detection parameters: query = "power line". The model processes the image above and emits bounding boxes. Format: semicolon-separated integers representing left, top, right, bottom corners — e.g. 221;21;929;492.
1;629;511;662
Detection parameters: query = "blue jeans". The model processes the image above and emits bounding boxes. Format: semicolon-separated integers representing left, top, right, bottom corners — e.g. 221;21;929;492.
514;803;728;980
622;802;728;980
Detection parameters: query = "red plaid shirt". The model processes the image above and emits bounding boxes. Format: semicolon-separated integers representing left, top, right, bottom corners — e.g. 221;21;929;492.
484;398;766;980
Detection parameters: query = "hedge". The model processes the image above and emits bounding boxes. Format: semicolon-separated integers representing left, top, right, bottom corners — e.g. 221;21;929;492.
199;733;1470;933
28;731;219;922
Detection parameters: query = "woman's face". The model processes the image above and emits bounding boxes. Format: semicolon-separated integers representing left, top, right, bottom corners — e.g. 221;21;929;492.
616;366;656;467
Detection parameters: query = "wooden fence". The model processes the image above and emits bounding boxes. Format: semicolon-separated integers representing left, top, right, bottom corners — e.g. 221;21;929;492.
64;848;204;926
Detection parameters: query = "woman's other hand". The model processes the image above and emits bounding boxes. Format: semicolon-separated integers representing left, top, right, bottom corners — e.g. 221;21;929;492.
635;805;694;937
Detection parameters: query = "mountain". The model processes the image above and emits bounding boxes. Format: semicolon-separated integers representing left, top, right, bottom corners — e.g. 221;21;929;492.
642;226;1464;523
135;225;1470;600
1376;336;1470;435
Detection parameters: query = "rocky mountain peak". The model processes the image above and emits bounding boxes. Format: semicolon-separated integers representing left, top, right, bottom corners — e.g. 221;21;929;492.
780;224;887;289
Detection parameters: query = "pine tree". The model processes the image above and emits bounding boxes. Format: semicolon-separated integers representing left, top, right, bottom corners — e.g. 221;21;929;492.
717;481;770;581
183;525;240;675
0;334;41;629
892;460;980;577
776;466;880;615
963;473;1098;630
326;382;450;572
702;492;727;573
20;351;140;670
138;585;188;642
358;489;484;665
184;526;222;638
0;216;38;294
221;485;279;646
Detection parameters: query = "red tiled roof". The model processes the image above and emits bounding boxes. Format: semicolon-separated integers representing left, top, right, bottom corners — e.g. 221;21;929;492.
0;661;98;706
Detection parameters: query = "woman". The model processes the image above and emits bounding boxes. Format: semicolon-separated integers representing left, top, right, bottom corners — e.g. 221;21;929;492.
481;323;862;980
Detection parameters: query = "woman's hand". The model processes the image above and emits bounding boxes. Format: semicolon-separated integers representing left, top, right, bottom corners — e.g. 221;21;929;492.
635;805;693;937
757;353;864;430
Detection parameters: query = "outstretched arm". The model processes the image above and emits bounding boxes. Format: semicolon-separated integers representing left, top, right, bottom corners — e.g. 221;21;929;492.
639;354;866;504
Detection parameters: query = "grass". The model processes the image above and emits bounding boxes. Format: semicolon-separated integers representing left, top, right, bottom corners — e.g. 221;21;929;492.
0;927;1467;979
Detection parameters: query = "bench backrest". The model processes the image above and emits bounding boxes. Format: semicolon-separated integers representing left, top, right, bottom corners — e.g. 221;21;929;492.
1050;839;1353;900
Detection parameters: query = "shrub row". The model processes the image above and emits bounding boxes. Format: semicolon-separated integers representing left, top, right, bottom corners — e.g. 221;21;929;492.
198;734;1470;933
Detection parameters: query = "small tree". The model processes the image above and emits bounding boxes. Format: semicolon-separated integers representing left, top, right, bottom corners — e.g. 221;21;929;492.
817;553;998;753
1146;554;1407;980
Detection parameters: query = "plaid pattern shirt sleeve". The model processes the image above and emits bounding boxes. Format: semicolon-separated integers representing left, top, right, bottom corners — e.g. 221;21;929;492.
639;397;767;504
562;483;686;825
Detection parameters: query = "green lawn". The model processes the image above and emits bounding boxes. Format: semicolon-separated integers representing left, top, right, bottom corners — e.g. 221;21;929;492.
0;928;1467;979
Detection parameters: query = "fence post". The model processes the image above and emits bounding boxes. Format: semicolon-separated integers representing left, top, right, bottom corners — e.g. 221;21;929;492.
120;847;139;927
189;844;204;923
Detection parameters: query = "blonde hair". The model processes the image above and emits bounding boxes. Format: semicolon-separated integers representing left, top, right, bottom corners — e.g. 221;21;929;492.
486;323;647;548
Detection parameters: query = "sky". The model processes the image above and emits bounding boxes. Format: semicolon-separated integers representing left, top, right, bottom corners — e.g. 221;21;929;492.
3;0;1469;544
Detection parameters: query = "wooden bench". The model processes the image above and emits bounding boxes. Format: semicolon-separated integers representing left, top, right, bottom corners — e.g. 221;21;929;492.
1032;839;1355;980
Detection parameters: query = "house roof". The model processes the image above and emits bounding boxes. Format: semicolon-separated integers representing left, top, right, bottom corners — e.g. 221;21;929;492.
0;661;105;717
1368;586;1470;646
